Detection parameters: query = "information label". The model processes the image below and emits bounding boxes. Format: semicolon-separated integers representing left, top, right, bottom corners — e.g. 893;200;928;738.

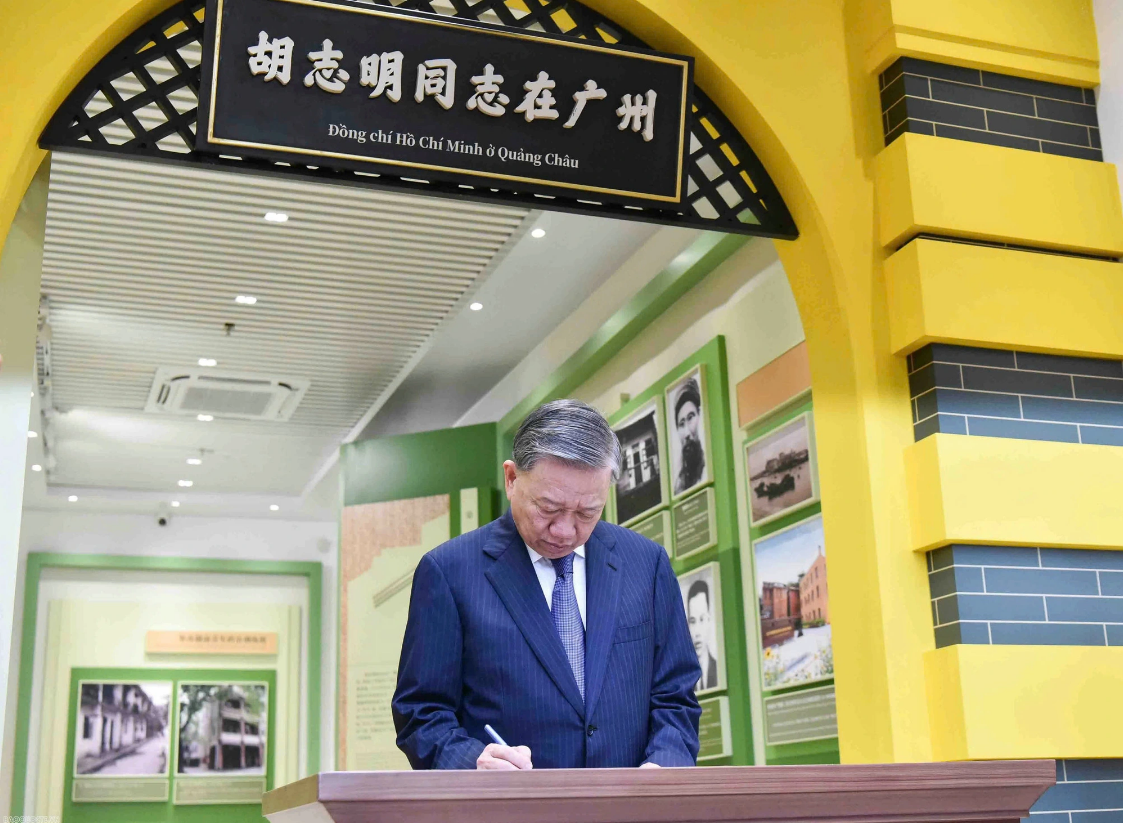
763;684;838;746
629;509;671;556
199;0;693;207
672;486;716;559
697;696;731;761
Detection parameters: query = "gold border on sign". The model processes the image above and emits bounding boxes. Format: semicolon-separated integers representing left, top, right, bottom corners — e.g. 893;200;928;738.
207;0;689;203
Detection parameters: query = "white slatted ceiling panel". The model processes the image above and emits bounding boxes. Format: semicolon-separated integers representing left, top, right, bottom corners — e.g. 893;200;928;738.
41;152;527;493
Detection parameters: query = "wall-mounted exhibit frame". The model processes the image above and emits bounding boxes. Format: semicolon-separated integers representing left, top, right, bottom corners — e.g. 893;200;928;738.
629;509;672;557
762;684;838;747
612;397;669;527
745;410;820;528
677;560;726;697
10;554;322;819
738;393;837;766
672;485;718;561
666;363;713;500
63;667;277;822
38;0;796;239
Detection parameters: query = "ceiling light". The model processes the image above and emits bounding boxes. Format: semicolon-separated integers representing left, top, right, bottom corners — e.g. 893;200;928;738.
171;501;180;507
197;414;214;422
187;458;202;465
68;495;78;502
235;295;258;305
27;431;37;438
31;464;42;472
270;504;280;511
178;480;193;487
30;391;35;398
531;228;546;238
263;211;289;223
198;358;217;367
469;302;483;311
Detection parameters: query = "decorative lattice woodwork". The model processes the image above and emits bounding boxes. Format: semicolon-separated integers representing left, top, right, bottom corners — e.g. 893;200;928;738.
41;0;796;239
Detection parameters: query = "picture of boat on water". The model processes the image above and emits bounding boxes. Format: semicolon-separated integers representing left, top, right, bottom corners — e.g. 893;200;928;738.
745;412;819;526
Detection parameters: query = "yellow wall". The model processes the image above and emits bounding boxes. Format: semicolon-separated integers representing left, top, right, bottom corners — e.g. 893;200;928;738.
0;0;1110;781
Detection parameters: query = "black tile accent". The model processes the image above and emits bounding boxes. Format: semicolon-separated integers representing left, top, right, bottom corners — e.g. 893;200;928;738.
1036;96;1099;127
1074;376;1123;403
907;344;1123;445
986;111;1090;146
1091;126;1102;149
879;60;1100;160
930;79;1035;116
1042;141;1103;161
1016;352;1123;377
930;344;1016;369
932;124;1040;152
961;365;1073;398
981;71;1085;103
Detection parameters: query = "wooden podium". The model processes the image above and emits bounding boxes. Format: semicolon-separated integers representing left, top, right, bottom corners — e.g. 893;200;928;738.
262;761;1055;823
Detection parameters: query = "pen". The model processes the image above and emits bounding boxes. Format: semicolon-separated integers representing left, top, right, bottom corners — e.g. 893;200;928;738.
484;724;508;747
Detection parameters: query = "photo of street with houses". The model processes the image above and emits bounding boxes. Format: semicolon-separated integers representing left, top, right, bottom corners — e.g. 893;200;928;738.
178;683;268;776
75;682;171;776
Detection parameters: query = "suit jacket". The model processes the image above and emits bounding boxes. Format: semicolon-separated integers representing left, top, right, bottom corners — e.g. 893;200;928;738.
392;510;702;769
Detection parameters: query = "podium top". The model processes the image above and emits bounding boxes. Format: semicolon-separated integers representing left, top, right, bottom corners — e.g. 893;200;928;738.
262;760;1055;823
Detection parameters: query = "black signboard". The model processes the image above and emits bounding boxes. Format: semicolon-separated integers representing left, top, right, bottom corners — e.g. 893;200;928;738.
197;0;694;207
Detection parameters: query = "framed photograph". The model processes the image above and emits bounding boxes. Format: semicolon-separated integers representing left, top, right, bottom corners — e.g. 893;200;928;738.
612;399;668;525
74;681;173;777
753;515;832;691
176;682;268;777
665;364;711;499
677;561;725;696
745;411;819;527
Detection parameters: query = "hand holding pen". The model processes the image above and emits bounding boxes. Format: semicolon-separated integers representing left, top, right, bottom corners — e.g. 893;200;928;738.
476;724;533;771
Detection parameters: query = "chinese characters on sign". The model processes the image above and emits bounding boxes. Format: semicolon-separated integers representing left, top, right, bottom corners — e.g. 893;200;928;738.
199;0;692;205
246;32;657;139
144;630;279;655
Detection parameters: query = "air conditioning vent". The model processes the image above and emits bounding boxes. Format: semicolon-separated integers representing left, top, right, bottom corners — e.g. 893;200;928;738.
145;367;310;421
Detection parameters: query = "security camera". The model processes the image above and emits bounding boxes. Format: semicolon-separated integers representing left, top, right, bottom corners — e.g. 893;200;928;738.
157;515;170;527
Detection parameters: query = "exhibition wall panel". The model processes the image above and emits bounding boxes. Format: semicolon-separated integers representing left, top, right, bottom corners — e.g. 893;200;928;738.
18;562;314;820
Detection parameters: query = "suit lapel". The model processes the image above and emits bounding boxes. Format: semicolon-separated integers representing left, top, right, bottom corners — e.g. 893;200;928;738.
582;522;621;719
483;512;586;719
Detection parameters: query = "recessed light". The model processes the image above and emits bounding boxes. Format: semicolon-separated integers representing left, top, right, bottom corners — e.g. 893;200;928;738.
270;504;280;511
171;501;181;507
469;302;483;311
31;464;42;472
187;458;202;465
264;211;289;223
235;295;258;305
27;431;37;438
30;391;35;398
68;495;78;502
197;414;214;422
531;228;546;238
178;480;193;487
198;358;217;367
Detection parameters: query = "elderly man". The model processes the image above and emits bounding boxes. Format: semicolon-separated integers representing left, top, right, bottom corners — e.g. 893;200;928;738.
393;399;701;770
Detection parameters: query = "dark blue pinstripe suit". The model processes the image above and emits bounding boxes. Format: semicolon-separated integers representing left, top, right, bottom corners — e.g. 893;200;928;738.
392;510;702;769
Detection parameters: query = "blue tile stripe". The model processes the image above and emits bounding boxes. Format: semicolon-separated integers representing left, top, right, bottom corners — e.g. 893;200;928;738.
928;545;1123;649
908;344;1123;445
1025;759;1123;821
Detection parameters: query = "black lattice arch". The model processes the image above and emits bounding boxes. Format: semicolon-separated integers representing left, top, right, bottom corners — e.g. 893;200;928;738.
41;0;796;239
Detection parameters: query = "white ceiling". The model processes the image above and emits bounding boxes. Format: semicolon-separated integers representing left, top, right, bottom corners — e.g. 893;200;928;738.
23;152;656;520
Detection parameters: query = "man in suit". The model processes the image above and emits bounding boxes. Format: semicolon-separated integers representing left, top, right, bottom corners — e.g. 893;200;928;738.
686;579;719;691
393;399;702;770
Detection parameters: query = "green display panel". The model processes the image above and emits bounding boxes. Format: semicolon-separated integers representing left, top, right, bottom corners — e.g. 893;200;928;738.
629;510;672;556
672;486;717;560
63;667;277;823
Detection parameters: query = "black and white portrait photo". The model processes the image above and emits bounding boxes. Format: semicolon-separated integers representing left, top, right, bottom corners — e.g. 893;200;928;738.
613;400;666;525
677;562;725;695
666;366;710;498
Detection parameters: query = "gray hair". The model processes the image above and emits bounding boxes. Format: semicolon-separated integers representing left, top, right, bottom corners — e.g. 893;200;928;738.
512;399;621;481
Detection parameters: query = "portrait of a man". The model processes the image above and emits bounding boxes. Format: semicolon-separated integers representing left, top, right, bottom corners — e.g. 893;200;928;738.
666;367;710;498
677;562;725;695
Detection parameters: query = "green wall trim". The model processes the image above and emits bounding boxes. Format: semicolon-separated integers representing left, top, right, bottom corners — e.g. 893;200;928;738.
62;666;278;823
341;421;498;507
11;553;323;817
496;231;749;440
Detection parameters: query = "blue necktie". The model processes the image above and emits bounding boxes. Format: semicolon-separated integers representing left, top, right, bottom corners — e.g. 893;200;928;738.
550;554;585;701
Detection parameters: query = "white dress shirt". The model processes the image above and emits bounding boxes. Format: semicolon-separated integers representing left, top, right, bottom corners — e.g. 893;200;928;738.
525;543;586;628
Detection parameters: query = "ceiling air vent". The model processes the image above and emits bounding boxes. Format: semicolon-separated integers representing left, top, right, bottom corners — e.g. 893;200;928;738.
144;367;310;421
